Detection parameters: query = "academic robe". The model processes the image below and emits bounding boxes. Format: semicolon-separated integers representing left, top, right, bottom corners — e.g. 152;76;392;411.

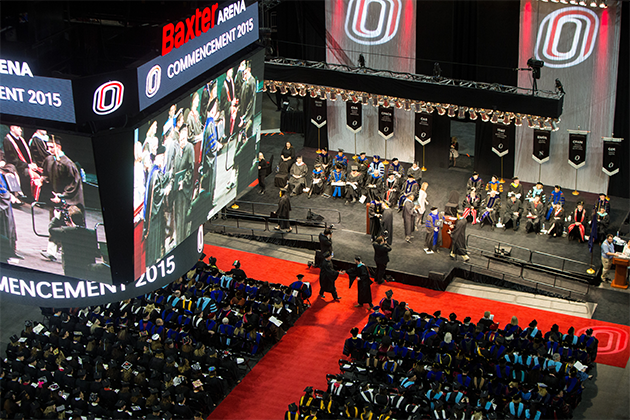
258;159;270;191
345;171;364;201
309;168;326;196
593;212;610;243
381;208;394;245
41;153;84;210
144;165;169;267
319;232;333;255
525;201;545;233
173;142;194;243
327;169;346;198
387;162;404;179
398;179;419;208
369;201;384;240
466;176;483;193
407;166;422;182
567;208;588;242
450;218;468;256
402;198;415;238
365;174;383;201
3;132;38;198
502;199;523;230
507;182;524;202
384;177;400;208
546;190;565;219
314;153;330;174
288;162;308;195
347;263;372;305
319;259;339;298
480;195;500;227
526;187;547;204
333;154;348;169
29;133;51;168
425;212;441;250
0;175;17;259
462;194;481;224
547;207;565;237
277;194;291;229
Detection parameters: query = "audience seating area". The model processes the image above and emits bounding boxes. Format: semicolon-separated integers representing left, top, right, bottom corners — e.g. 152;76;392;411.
289;291;599;420
1;256;310;419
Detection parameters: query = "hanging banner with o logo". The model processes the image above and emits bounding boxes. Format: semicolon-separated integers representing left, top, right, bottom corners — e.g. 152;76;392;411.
414;113;432;146
378;106;394;140
514;1;621;194
310;98;327;128
346;101;362;133
568;131;588;170
492;124;510;157
602;137;622;177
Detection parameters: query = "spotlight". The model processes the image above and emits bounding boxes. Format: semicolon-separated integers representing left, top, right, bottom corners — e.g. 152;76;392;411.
299;85;307;96
404;100;411;111
362;94;369;105
560;0;568;3
590;0;597;6
309;89;317;98
502;113;511;125
437;104;447;116
371;95;379;107
551;119;560;131
289;85;297;96
426;103;435;114
262;82;268;92
383;97;390;108
579;0;586;5
527;116;535;128
491;112;500;124
550;0;558;3
480;110;490;122
527;57;544;80
543;118;552;130
469;108;478;121
395;100;404;110
514;114;523;126
330;91;337;101
269;82;277;93
340;91;348;102
457;106;467;119
570;0;578;3
279;83;287;95
599;1;607;8
448;105;457;118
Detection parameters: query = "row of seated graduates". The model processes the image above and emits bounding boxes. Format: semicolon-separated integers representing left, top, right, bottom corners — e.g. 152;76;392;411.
288;293;599;420
1;256;309;420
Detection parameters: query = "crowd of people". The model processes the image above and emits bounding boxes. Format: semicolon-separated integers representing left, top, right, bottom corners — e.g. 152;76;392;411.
287;290;599;420
1;256;310;419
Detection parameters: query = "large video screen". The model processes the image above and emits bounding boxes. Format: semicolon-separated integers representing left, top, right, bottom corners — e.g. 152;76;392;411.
134;51;263;277
0;124;111;283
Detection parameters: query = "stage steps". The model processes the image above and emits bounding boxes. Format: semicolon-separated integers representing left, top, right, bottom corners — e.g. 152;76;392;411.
446;278;597;319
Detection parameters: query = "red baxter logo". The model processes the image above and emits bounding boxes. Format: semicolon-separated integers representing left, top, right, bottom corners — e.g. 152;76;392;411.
535;6;599;68
92;81;124;116
162;3;219;56
344;0;401;46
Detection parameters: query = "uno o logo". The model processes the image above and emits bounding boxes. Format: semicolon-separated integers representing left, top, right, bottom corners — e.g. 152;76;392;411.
577;326;628;356
345;0;402;46
92;81;124;115
535;6;599;68
145;65;162;98
197;225;204;254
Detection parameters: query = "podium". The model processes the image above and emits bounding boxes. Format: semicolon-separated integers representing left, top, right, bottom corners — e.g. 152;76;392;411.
611;257;629;289
441;216;458;249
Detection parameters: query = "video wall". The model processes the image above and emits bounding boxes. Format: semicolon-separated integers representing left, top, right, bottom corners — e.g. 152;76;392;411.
1;124;111;283
134;50;263;276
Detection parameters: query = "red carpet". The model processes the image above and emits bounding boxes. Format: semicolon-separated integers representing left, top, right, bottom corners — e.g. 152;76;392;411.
204;245;630;420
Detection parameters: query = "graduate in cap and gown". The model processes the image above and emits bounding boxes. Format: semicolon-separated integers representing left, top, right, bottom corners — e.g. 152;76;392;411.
343;256;373;308
318;252;340;300
449;211;469;262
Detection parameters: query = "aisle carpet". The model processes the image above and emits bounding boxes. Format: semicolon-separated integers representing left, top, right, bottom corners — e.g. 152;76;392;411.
204;245;630;420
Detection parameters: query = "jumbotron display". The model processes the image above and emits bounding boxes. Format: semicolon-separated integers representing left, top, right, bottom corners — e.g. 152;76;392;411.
134;50;263;277
1;124;111;283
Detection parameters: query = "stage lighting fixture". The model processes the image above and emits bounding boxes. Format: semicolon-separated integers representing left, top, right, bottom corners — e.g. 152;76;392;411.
437;104;447;116
551;119;560;131
560;0;568;3
570;0;578;4
279;83;287;95
457;106;467;119
448;105;457;118
579;0;586;5
541;0;549;2
502;113;511;125
555;79;565;95
550;0;558;3
289;85;297;96
469;108;478;120
358;54;366;68
299;85;307;96
269;82;277;93
309;88;317;98
404;100;411;111
491;112;500;124
395;100;404;110
371;96;379;107
514;114;523;126
426;103;435;114
526;116;534;128
480;110;490;122
362;94;369;105
590;0;597;6
433;62;442;79
262;82;268;92
330;91;338;101
543;118;552;130
599;1;607;8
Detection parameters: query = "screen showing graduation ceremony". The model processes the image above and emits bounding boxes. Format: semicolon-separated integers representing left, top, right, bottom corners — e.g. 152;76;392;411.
134;50;263;278
1;124;112;283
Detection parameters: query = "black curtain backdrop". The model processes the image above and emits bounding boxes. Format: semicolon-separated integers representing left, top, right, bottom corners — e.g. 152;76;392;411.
609;2;630;199
415;114;451;169
474;122;515;179
273;1;326;62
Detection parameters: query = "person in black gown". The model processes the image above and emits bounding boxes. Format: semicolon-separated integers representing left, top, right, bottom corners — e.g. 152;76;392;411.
257;152;269;195
274;188;291;232
372;236;391;284
449;211;469;262
343;256;373;308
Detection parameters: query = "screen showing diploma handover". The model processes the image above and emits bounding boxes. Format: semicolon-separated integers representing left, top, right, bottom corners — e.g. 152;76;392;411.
133;49;263;278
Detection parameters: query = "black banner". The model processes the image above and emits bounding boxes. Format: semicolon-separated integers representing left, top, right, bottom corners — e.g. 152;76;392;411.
568;132;587;169
602;138;622;176
492;124;509;157
414;113;432;146
378;106;394;139
310;97;327;128
532;129;551;164
346;101;362;133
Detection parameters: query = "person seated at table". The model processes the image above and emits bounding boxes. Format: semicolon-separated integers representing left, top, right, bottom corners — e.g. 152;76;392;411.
479;190;500;229
383;173;400;208
462;189;481;225
466;172;483;194
387;157;404;180
506;177;524;202
345;165;364;204
502;192;523;231
526;182;547;204
485;175;503;195
332;149;348;170
547;203;565;237
525;195;545;234
287;156;308;196
546;185;565;220
567;201;588;243
308;163;326;198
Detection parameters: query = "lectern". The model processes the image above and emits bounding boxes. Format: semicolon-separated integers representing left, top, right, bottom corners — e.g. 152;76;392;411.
611;257;629;289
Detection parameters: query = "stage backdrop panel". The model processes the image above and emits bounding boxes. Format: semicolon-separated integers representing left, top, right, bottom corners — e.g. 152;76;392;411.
325;0;416;163
515;1;622;194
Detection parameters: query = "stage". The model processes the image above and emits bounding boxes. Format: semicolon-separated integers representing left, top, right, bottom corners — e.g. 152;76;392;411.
206;131;630;326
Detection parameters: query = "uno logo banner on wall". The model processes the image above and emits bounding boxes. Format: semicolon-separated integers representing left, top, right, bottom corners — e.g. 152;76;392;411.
346;101;362;133
514;1;622;194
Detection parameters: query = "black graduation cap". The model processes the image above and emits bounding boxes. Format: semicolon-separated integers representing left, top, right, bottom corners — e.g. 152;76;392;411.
152;405;161;412
9;335;18;344
303;386;313;393
296;274;305;279
115;400;126;409
288;403;298;413
176;394;185;403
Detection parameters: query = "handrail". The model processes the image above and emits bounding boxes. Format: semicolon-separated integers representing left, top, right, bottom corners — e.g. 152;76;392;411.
227;200;342;223
31;202;49;238
207;220;320;244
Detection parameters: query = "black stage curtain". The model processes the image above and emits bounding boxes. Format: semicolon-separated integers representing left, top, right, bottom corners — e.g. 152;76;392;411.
280;110;305;134
609;2;630;199
273;1;326;62
474;122;515;179
415;114;451;169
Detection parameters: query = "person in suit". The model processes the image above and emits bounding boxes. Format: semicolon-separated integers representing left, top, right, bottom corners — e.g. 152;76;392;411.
373;236;391;285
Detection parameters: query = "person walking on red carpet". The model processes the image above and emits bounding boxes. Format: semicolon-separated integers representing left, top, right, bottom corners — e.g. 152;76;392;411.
318;252;341;301
342;256;373;308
